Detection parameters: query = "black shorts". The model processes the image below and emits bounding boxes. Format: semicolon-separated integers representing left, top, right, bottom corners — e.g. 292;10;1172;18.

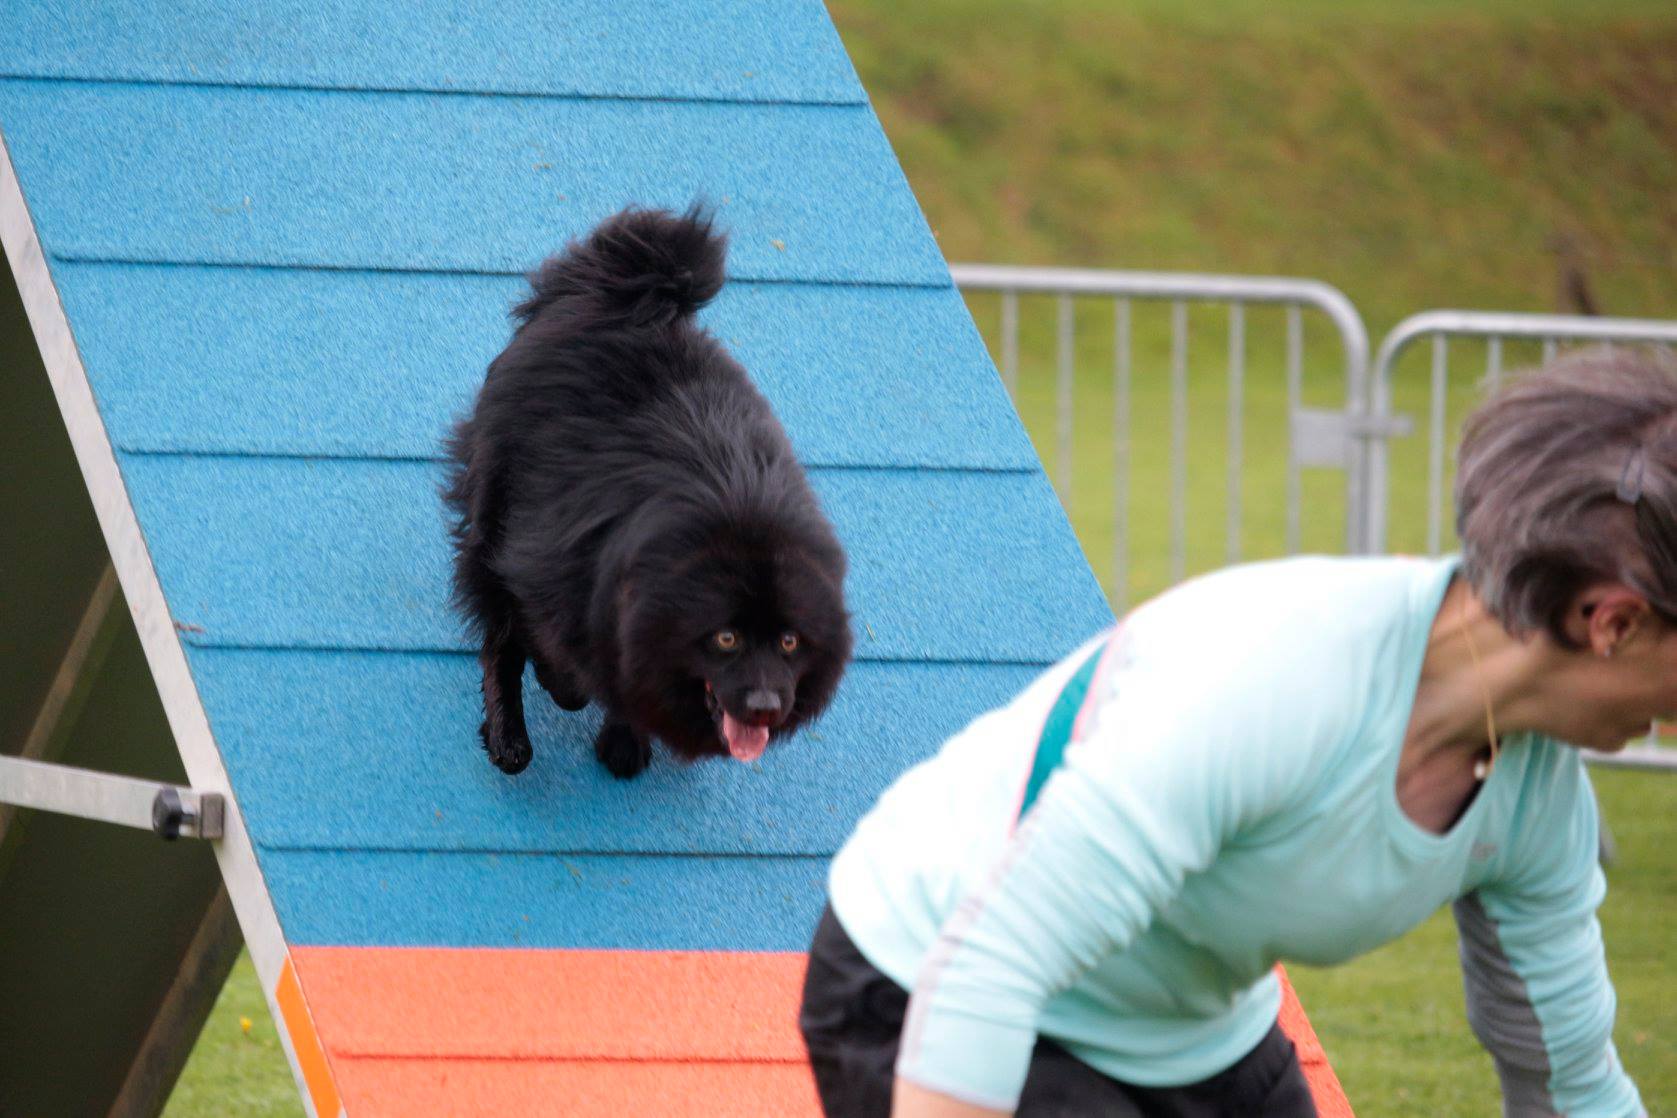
798;905;1318;1118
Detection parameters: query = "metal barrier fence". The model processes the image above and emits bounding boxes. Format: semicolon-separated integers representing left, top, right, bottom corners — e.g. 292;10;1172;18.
951;267;1677;771
948;264;1376;611
1367;310;1677;555
1366;309;1677;772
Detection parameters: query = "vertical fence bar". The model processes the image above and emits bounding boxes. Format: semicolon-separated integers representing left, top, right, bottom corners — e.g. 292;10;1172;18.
1226;302;1245;564
1001;291;1019;398
1285;304;1302;555
1170;300;1188;584
1541;336;1557;363
1485;336;1502;391
1114;298;1132;613
1057;294;1075;502
1428;335;1448;556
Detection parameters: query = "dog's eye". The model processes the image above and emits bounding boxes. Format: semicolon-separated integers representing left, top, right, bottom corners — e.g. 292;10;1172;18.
780;632;799;654
713;630;740;652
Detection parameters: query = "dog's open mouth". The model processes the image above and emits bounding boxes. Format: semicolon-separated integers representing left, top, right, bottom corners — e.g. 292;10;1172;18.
704;682;770;762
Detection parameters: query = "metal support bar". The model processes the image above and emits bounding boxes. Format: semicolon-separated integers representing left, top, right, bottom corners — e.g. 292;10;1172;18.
0;754;223;840
1292;408;1415;469
1584;748;1677;773
1113;298;1131;612
1285;305;1303;555
108;884;245;1117
0;563;122;858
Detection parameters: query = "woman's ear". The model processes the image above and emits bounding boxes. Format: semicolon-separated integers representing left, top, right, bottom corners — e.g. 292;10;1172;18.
1574;583;1654;656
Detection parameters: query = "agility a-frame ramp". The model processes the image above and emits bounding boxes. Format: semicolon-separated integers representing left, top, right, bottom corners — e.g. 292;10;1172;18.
0;2;1352;1114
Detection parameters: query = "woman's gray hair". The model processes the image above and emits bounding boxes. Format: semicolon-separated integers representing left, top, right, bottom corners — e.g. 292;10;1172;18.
1455;345;1677;647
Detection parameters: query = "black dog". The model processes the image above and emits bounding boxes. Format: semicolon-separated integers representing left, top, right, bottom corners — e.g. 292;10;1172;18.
443;207;852;779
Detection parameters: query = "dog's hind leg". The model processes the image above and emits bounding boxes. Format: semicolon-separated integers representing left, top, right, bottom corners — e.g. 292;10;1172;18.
594;716;652;779
479;627;534;774
533;655;590;712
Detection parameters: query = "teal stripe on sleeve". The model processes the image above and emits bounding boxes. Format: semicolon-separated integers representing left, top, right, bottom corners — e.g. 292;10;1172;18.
1017;644;1106;822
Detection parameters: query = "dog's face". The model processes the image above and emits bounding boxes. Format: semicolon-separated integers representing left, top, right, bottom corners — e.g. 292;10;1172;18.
615;531;851;762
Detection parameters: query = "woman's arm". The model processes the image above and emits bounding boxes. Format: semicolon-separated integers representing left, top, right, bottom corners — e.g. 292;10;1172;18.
1455;751;1644;1117
891;1080;1008;1118
888;665;1316;1109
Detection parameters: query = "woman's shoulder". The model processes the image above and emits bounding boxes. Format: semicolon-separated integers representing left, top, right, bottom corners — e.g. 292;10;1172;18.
1121;554;1452;714
1477;734;1600;895
1085;556;1456;802
1142;553;1453;619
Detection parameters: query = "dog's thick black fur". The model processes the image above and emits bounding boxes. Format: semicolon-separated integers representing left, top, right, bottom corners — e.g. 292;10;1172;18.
443;206;852;779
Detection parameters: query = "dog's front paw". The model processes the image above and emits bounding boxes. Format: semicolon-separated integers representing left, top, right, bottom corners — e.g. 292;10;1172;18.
595;721;652;779
481;719;533;775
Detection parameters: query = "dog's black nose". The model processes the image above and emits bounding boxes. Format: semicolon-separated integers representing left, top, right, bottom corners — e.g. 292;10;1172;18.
743;689;782;726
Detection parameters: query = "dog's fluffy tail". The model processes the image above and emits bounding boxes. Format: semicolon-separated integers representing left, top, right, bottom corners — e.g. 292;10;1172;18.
514;205;726;328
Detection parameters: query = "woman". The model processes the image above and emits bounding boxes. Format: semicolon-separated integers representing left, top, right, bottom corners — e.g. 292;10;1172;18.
800;348;1668;1117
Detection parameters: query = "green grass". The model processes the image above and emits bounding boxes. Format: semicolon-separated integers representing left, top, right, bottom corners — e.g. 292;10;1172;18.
164;953;302;1117
166;3;1676;1113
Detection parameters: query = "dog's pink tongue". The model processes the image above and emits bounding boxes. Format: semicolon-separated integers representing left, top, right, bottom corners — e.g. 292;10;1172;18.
722;713;770;762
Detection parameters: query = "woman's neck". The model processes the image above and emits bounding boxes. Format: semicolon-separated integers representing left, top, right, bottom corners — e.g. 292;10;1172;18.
1397;577;1545;832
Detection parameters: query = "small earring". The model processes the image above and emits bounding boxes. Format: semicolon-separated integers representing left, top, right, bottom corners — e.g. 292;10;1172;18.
1604;644;1616;659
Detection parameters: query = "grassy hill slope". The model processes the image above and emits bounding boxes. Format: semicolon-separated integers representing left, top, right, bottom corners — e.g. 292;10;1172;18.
833;0;1677;336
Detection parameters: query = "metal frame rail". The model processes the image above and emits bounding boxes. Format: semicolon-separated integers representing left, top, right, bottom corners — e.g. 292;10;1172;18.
0;754;224;840
950;264;1377;609
1367;309;1677;772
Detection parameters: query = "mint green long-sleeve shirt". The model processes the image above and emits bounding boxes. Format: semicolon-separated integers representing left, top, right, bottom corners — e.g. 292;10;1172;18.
828;555;1643;1116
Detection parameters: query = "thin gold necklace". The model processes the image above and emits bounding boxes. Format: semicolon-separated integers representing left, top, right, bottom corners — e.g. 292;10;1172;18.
1459;591;1501;782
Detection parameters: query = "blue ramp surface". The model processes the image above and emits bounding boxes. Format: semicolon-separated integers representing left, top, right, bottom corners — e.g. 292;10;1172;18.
0;2;1109;1113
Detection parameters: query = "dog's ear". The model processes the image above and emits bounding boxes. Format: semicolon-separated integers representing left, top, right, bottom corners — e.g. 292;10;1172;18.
775;545;851;648
584;530;636;654
581;569;629;689
609;577;638;685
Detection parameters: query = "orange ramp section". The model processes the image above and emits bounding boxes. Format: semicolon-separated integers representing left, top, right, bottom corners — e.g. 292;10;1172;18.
331;1061;819;1118
292;946;820;1117
1279;968;1354;1117
290;947;1351;1115
292;947;811;1062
